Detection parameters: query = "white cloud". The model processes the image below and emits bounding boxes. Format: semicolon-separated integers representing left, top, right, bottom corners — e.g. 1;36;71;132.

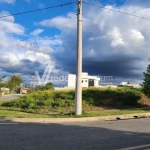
0;0;15;4
0;11;14;22
30;28;44;36
111;38;125;47
37;1;150;81
0;12;25;37
0;12;61;54
0;12;25;51
0;20;24;35
107;27;125;47
130;29;144;41
0;11;59;75
0;51;54;72
38;13;77;29
36;36;62;46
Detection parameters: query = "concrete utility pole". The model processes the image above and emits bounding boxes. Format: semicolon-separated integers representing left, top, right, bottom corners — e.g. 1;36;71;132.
75;0;82;115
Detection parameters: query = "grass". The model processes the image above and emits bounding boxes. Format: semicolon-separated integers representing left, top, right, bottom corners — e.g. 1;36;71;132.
1;87;142;110
0;87;150;118
83;109;150;117
0;107;52;118
0;106;150;118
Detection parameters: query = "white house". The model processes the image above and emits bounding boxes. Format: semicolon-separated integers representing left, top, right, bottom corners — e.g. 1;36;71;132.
120;82;141;88
120;82;128;86
68;72;100;88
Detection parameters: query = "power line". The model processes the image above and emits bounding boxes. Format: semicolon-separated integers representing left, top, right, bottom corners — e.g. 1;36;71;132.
83;1;150;21
0;1;77;19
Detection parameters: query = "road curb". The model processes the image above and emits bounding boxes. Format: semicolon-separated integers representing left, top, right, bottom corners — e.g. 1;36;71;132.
0;113;150;123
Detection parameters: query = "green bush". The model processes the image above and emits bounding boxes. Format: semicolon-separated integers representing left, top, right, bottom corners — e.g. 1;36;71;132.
54;91;75;100
82;88;141;107
1;88;142;110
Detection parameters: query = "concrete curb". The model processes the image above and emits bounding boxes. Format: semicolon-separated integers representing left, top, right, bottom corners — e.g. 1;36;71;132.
0;113;150;123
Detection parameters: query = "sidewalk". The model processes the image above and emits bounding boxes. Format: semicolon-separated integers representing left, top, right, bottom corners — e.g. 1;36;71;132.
0;112;150;123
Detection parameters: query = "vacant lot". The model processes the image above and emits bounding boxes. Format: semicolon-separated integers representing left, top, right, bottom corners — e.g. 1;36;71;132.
0;87;150;118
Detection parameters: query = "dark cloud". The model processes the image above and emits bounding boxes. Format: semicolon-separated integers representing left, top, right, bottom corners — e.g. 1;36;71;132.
53;49;144;79
83;55;143;78
0;59;43;75
52;27;146;81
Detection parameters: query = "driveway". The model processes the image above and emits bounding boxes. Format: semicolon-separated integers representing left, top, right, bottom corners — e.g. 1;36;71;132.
1;94;23;101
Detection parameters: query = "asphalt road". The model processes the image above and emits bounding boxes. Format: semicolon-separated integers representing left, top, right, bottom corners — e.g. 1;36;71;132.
1;94;23;101
0;118;150;150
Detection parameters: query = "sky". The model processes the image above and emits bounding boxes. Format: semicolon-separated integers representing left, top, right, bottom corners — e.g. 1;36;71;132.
0;0;150;86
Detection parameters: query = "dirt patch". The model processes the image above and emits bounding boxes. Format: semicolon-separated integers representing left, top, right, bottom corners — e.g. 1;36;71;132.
139;94;150;106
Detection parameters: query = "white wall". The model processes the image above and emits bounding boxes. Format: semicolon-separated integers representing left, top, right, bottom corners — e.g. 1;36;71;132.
120;82;128;85
68;73;100;88
68;74;89;88
94;80;99;87
68;74;76;87
82;79;89;87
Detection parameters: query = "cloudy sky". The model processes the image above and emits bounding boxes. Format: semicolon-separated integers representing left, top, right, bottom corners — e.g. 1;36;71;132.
0;0;150;85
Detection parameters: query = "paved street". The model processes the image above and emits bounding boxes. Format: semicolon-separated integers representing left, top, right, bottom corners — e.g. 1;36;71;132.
1;94;23;101
0;118;150;150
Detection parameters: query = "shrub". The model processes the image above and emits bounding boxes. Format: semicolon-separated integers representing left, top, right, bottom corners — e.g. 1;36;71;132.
1;88;142;110
82;87;141;107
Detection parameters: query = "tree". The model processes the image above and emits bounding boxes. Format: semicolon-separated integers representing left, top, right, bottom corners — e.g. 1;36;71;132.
44;82;54;90
7;74;23;93
0;76;6;88
28;82;54;93
143;64;150;97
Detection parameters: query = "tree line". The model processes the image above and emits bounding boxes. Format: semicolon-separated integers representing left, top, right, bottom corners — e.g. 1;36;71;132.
0;74;23;94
